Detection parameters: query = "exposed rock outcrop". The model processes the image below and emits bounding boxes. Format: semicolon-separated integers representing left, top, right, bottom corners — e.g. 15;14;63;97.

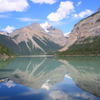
60;11;100;51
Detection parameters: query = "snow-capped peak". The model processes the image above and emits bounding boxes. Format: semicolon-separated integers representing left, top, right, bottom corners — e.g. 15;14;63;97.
0;31;9;35
40;21;52;32
41;79;52;90
0;31;4;34
64;32;71;37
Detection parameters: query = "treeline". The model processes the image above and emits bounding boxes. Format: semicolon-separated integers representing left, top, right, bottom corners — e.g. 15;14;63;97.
57;36;100;56
0;43;14;56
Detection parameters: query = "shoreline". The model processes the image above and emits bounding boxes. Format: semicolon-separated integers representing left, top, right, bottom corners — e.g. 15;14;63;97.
57;54;100;57
18;55;55;57
0;54;15;60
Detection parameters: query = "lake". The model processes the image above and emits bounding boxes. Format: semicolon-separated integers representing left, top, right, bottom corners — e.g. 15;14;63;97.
0;56;100;100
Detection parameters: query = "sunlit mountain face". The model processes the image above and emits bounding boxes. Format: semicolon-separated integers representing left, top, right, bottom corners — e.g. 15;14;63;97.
0;56;100;100
0;22;67;55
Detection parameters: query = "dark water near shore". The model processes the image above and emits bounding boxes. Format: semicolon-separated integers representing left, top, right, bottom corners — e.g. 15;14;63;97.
0;56;100;100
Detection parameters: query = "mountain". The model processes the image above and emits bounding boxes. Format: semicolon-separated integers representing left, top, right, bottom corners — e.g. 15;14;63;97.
64;32;70;38
0;31;3;35
0;31;9;35
40;22;67;46
40;21;52;32
0;22;67;55
0;43;14;58
59;11;100;55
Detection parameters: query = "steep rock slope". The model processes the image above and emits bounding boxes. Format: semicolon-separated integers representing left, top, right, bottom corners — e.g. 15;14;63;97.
60;11;100;55
0;22;67;55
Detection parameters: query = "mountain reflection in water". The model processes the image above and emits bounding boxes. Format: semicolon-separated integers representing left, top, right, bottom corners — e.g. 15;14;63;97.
0;56;100;100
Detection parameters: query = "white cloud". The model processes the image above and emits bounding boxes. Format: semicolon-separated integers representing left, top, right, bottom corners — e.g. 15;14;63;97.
17;17;43;22
76;1;82;6
2;26;16;33
49;91;69;100
73;9;93;18
3;80;16;88
30;0;56;4
0;15;9;18
49;91;97;100
0;0;29;13
73;14;78;18
0;0;57;13
47;1;74;21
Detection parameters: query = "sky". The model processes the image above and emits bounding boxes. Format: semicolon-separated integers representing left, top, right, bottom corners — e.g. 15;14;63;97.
0;0;100;35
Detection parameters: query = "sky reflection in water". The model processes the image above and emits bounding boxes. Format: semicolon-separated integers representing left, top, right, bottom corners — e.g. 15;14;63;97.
0;56;100;100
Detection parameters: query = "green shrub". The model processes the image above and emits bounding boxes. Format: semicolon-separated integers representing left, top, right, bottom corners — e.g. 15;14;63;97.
0;43;14;56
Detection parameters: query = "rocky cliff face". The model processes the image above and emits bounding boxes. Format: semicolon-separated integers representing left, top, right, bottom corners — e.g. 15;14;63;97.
0;22;67;55
60;11;100;51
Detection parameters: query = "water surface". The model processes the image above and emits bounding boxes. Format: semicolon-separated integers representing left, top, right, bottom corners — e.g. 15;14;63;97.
0;56;100;100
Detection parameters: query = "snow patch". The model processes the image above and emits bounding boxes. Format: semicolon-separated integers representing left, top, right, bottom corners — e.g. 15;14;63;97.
41;79;52;90
64;32;70;37
65;74;72;79
40;21;52;32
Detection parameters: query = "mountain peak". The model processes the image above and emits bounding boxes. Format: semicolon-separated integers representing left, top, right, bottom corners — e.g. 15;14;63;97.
27;22;46;33
0;31;9;35
29;22;40;28
64;32;70;38
40;21;51;27
40;21;53;32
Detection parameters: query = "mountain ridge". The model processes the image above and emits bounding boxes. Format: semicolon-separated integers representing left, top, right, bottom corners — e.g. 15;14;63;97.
58;11;100;55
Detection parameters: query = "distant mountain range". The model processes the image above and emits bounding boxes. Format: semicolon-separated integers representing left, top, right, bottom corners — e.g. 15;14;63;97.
1;11;100;56
0;22;67;55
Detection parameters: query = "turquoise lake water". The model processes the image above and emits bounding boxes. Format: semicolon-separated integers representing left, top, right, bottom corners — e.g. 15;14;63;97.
0;56;100;100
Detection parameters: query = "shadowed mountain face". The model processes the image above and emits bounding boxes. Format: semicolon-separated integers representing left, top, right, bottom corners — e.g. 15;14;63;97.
0;22;67;55
0;57;68;90
61;56;100;97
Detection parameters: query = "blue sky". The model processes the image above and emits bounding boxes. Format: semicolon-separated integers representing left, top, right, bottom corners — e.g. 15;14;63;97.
0;0;100;34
